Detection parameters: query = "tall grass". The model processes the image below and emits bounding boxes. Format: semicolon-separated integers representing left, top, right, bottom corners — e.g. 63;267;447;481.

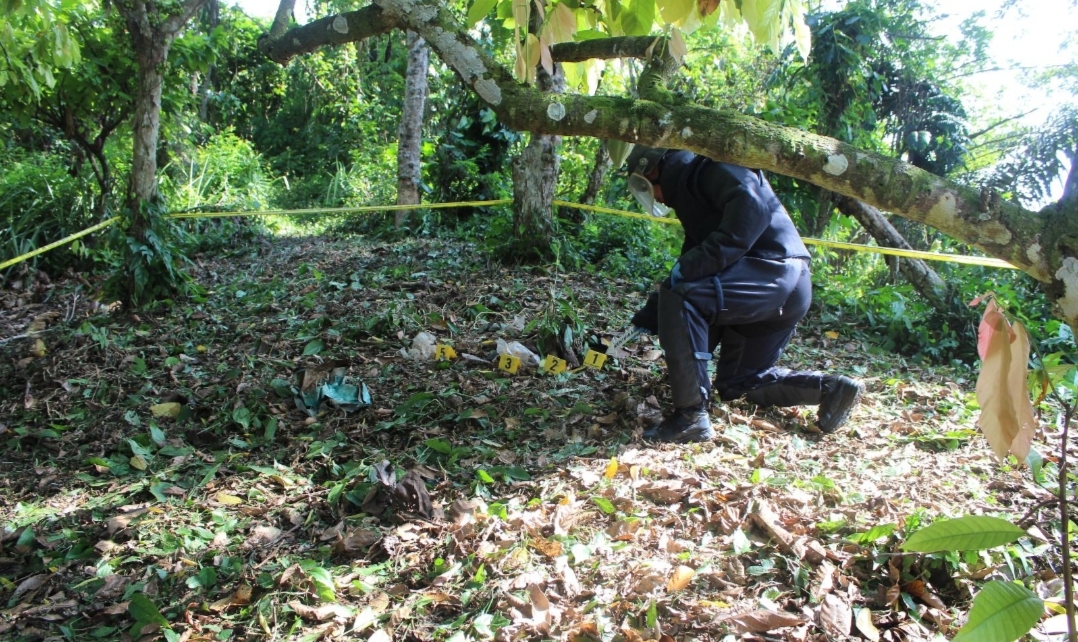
0;149;103;276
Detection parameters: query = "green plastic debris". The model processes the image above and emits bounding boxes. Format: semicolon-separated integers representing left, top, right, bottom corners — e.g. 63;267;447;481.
292;362;371;416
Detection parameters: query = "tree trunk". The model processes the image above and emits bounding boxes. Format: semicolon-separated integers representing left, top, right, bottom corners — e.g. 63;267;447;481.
508;1;564;257
129;48;167;218
395;31;429;228
580;143;611;206
511;134;560;259
834;195;965;317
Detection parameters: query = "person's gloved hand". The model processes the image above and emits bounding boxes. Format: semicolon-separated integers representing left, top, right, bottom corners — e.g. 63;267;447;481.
669;262;683;288
630;291;659;334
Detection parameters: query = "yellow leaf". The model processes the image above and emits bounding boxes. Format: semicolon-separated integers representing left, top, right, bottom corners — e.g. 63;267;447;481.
29;339;46;357
666;565;695;592
197;344;207;353
546;2;576;44
1045;601;1068;615
825;331;839;339
604;457;618;479
975;301;1036;461
150;402;182;418
216;492;243;505
130;455;148;470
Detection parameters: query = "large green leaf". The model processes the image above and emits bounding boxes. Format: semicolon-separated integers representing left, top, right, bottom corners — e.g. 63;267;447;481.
952;581;1043;642
657;0;693;25
467;0;498;25
901;516;1025;552
128;593;169;635
620;0;656;36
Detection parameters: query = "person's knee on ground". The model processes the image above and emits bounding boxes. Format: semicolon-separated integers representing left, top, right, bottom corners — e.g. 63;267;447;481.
723;370;865;433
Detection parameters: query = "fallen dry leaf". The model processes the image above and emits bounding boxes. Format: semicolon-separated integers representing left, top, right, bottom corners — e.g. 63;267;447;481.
818;594;852;637
12;574;49;600
718;609;808;633
666;565;695;592
288;600;353;622
855;607;881;641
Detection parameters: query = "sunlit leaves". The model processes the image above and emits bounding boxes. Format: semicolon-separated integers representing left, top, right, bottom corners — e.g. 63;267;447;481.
467;0;499;25
620;0;655;36
901;516;1025;553
952;581;1043;642
0;1;81;101
658;0;693;25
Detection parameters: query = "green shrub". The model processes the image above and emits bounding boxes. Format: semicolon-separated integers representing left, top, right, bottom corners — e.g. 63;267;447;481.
0;146;105;276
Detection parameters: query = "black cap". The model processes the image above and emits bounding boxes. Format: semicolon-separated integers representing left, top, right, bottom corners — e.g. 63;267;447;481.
625;145;670;175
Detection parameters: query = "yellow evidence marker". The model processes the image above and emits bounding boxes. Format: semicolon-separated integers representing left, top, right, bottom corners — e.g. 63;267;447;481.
497;353;521;374
541;355;568;374
435;344;457;360
583;350;607;369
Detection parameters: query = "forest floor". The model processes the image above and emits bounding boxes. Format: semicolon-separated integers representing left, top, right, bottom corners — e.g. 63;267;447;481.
0;233;1068;642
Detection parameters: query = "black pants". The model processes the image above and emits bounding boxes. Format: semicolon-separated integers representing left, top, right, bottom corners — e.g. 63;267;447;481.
658;257;813;409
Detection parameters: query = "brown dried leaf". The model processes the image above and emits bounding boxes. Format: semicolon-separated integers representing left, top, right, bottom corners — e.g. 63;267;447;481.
818;594;852;637
528;583;553;633
288;600;353;622
718;609;808;633
666;565;695;592
333;528;381;556
975;300;1036;461
698;0;721;18
13;574;49;600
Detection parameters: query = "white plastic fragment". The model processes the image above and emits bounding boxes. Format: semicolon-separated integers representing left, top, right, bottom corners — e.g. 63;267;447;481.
497;338;540;368
400;331;437;360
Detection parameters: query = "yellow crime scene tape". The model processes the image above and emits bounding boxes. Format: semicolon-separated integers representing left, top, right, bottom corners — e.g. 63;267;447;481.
1;198;1017;271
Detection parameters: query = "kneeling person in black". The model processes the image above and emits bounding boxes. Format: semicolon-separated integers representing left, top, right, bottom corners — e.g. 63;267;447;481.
624;145;864;443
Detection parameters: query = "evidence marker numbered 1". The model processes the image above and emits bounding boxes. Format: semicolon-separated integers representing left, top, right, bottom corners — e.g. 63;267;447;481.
583;349;607;370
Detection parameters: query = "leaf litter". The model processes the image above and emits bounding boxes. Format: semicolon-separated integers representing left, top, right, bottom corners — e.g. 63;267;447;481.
0;235;1064;641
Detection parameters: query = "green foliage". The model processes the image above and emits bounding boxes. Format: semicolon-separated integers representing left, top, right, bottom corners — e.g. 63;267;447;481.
103;202;199;306
162;130;275;213
0;144;106;274
0;0;81;102
901;516;1026;553
952;581;1044;642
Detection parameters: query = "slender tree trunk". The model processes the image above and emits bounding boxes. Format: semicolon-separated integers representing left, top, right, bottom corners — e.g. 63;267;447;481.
580;143;611;206
834;195;964;317
510;1;563;257
395;31;429;228
512;134;560;258
196;0;219;122
129;48;167;217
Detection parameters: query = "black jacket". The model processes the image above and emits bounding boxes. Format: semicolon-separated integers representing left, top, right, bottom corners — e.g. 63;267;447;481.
660;151;810;282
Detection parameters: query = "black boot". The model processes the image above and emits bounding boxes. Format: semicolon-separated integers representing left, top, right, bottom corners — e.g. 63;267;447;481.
818;376;864;433
643;405;715;444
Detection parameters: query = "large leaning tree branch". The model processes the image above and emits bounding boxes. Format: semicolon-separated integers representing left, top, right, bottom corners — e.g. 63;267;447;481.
260;0;1078;330
258;4;399;63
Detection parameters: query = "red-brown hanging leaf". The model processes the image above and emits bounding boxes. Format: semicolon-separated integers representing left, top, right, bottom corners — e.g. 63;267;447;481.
975;300;1036;462
698;0;721;18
